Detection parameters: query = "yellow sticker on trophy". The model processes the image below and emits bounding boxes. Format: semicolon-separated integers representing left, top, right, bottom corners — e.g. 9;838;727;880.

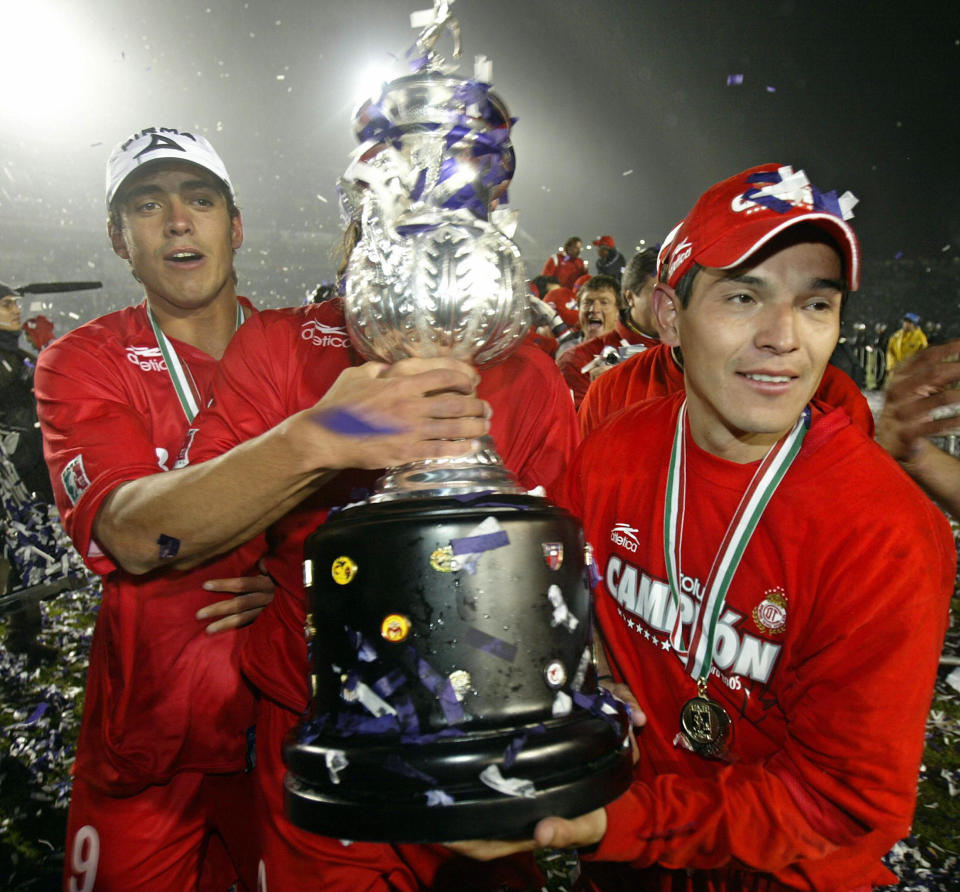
430;546;454;572
381;613;410;643
331;556;358;585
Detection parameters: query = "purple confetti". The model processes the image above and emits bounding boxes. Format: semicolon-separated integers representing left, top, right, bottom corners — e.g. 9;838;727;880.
23;702;50;726
372;667;407;698
502;724;546;768
312;408;403;436
464;626;518;663
726;73;744;86
450;530;509;555
384;753;437;785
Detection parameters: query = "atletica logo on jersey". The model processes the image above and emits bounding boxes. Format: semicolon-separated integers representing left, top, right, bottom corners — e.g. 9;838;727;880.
126;345;168;372
61;454;91;505
300;320;350;348
610;522;639;552
605;553;783;684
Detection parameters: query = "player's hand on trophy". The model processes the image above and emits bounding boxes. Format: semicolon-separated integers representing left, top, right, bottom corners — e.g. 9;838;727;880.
302;356;491;469
877;339;960;462
446;807;608;861
196;560;275;634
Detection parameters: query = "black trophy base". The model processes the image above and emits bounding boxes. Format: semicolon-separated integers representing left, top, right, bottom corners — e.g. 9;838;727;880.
287;493;632;842
284;708;632;843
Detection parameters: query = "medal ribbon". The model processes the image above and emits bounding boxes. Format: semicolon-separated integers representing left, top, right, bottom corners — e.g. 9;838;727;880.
664;400;809;682
148;303;244;423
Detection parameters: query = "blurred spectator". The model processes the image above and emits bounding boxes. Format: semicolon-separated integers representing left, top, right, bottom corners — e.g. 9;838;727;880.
877;338;960;517
0;281;55;664
577;275;621;339
0;284;53;502
541;236;587;288
557;249;660;408
22;314;55;351
529;274;559;299
592;234;626;282
886;311;928;375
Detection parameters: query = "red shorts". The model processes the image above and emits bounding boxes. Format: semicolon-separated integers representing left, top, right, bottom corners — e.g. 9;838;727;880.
63;770;258;892
256;698;545;891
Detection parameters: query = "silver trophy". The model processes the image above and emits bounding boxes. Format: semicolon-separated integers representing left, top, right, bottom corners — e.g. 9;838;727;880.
284;1;631;844
340;0;530;499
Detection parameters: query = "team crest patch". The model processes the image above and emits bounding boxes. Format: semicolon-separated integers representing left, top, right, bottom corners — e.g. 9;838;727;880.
61;454;91;505
753;588;788;635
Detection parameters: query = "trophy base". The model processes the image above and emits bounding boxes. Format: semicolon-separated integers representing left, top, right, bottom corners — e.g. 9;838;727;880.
283;709;632;843
287;493;632;843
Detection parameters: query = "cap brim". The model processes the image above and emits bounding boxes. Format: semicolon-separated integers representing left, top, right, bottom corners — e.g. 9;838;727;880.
697;212;860;291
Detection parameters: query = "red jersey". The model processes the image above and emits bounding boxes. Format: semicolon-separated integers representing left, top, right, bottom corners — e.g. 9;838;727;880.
560;393;955;890
542;251;587;289
557;321;659;409
580;343;875;439
185;299;581;713
34;300;262;794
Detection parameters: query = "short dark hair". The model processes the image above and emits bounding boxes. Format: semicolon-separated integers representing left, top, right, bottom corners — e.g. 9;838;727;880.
622;248;658;295
579;274;623;310
563;236;582;253
530;274;559;298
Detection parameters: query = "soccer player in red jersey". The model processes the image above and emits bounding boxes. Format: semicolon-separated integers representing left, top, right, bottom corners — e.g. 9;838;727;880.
454;164;956;892
36;127;273;891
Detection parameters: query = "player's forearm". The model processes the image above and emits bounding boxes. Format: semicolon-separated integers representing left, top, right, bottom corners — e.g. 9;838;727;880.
93;414;333;574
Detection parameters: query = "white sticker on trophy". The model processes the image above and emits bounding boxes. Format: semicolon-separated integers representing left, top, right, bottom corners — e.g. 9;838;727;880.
478;764;536;799
326;749;349;785
547;584;579;632
552;690;573;717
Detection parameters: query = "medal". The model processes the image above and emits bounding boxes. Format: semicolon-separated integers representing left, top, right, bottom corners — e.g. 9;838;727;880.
148;302;244;422
664;401;809;759
680;678;732;759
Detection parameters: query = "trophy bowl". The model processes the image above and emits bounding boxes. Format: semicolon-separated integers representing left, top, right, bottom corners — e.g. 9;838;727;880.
344;219;530;367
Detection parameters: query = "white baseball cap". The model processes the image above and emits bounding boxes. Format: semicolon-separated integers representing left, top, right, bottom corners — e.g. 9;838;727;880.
105;126;234;208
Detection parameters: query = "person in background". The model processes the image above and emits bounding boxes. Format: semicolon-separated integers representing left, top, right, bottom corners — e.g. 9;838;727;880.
1;282;58;664
541;236;587;288
877;337;960;517
886;311;928;375
592;234;626;282
557;248;660;408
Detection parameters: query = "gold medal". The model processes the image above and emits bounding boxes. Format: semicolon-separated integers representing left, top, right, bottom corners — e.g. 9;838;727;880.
680;679;732;759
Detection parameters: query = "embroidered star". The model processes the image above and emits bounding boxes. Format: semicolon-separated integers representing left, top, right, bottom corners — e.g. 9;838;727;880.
643;629;651;640
627;618;635;630
660;637;671;651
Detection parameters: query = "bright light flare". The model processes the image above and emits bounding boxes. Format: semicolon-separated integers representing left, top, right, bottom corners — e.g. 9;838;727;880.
353;62;395;107
0;1;105;128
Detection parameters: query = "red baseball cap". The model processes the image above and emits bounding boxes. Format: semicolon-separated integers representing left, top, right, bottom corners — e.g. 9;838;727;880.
592;235;615;248
657;163;860;291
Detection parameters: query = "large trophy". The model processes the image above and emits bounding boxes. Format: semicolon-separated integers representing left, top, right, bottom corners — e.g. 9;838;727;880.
284;0;632;843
